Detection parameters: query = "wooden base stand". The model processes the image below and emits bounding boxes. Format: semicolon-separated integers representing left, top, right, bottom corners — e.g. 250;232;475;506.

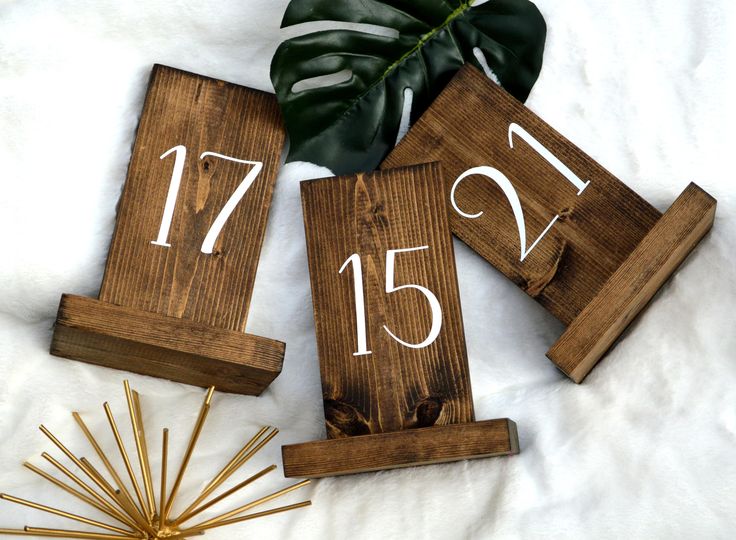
548;183;716;382
283;419;518;478
52;295;284;395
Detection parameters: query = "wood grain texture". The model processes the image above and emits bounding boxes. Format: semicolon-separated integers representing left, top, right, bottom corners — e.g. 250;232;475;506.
52;295;284;395
300;163;474;437
287;163;518;478
51;65;286;394
383;64;662;326
282;419;518;478
383;64;716;382
99;64;285;331
548;183;716;382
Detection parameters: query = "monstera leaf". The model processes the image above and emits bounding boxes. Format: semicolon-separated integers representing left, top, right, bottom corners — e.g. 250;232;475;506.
270;0;547;175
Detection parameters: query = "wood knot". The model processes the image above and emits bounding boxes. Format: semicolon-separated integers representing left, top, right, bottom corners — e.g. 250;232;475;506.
524;241;567;298
408;396;444;429
324;399;371;438
369;202;388;228
557;207;572;221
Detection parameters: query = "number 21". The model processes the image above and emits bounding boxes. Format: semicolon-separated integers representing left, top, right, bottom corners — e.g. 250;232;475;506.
451;123;589;261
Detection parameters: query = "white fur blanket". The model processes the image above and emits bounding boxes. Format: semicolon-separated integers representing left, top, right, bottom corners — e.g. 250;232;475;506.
1;0;734;538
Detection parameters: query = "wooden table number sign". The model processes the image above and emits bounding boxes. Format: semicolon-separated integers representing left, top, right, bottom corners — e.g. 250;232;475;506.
51;65;286;395
282;163;518;478
383;65;717;383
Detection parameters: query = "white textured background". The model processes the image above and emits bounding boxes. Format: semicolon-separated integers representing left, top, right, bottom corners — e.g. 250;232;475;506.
1;0;735;538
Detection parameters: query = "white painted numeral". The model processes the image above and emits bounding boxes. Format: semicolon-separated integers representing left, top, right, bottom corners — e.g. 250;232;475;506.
384;246;442;349
508;123;589;194
451;123;590;261
199;152;263;255
451;166;559;262
152;145;187;247
339;253;372;356
151;145;262;254
340;246;443;355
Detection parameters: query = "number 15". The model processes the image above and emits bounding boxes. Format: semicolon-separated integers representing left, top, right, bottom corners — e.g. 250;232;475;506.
340;246;443;356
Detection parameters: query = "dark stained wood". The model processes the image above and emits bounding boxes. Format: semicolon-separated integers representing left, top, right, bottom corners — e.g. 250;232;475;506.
51;65;286;393
548;183;716;382
383;64;716;382
383;64;662;325
99;64;285;331
301;162;473;436
52;295;284;395
282;419;518;478
283;163;518;477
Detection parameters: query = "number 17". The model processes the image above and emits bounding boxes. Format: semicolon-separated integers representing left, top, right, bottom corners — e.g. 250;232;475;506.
151;145;263;254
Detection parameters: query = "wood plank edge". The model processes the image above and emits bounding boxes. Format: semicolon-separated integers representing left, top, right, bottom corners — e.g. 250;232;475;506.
547;182;717;383
51;294;284;395
151;63;282;99
281;419;519;478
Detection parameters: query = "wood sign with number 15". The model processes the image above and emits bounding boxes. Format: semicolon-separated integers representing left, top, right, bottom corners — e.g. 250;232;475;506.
282;162;518;479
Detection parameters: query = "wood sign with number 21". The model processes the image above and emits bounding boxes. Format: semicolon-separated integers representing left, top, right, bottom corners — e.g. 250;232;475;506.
384;64;716;383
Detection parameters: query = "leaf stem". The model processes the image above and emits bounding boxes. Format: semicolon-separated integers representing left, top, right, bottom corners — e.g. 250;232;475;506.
379;0;475;80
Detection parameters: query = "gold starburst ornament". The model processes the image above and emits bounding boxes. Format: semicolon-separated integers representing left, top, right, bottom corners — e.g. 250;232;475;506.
0;381;311;538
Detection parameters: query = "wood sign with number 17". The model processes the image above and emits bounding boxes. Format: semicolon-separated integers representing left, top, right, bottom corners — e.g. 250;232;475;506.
51;65;286;395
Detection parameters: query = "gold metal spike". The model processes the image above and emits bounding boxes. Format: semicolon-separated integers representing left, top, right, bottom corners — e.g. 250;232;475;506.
0;382;311;539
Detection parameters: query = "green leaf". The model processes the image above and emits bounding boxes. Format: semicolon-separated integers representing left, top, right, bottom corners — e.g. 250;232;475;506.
270;0;547;175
